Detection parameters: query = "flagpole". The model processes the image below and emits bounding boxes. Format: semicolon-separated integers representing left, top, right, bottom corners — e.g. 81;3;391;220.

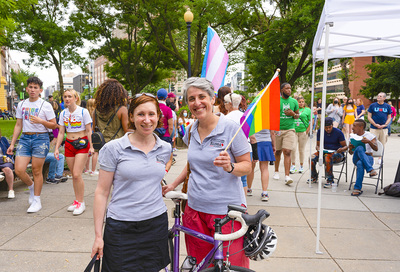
223;69;280;152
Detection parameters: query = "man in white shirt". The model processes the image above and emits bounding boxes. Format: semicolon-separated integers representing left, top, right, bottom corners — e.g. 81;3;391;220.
349;119;378;196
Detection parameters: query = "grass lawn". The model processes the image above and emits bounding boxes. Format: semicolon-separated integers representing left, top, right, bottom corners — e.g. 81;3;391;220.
0;119;17;139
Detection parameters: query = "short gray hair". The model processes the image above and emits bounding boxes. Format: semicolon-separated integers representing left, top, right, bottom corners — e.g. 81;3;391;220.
378;92;387;98
224;93;241;108
183;77;214;103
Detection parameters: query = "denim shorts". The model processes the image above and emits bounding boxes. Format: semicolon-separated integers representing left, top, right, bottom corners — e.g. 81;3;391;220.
16;133;50;158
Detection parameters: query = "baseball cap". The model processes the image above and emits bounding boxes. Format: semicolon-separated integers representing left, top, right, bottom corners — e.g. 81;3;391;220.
157;88;168;99
167;92;176;98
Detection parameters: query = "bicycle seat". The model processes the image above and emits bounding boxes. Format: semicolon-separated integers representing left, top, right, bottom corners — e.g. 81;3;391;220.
242;210;270;225
227;204;247;213
164;191;188;200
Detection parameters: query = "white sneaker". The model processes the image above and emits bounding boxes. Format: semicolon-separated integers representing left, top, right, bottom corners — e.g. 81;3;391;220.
290;165;296;174
27;199;42;213
73;202;86;216
247;188;253;196
298;166;304;173
285;176;294;185
0;174;4;181
261;193;269;201
273;172;280;180
8;190;15;199
90;171;99;176
83;170;90;175
67;200;79;212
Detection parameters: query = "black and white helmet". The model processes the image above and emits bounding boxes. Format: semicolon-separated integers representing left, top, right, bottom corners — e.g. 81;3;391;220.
243;223;277;261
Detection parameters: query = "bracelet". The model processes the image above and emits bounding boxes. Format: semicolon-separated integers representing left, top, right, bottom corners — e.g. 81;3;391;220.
227;163;235;173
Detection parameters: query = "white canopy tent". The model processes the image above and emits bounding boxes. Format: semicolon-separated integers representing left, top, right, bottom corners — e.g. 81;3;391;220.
311;0;400;254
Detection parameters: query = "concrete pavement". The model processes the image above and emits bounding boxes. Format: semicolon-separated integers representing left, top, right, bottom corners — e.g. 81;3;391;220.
1;134;400;271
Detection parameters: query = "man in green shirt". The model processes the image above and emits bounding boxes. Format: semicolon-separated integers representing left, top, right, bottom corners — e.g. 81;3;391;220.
273;83;299;185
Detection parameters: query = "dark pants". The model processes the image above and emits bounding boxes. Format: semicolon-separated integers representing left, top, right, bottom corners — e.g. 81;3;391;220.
311;151;344;182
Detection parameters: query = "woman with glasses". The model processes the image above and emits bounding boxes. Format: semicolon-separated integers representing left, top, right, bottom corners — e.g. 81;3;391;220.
163;78;251;268
92;94;171;271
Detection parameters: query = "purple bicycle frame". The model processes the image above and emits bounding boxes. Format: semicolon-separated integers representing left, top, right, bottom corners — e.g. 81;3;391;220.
164;215;224;272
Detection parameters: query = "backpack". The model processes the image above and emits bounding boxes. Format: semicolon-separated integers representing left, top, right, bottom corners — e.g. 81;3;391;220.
379;183;400;197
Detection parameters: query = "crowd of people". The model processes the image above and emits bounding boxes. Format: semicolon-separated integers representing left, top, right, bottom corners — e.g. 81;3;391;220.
1;75;399;270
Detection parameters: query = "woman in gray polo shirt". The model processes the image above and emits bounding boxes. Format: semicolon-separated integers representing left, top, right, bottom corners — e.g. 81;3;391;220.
91;94;171;271
163;77;251;268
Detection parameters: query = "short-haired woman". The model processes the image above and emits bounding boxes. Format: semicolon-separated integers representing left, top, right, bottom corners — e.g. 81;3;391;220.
92;94;171;270
163;78;251;268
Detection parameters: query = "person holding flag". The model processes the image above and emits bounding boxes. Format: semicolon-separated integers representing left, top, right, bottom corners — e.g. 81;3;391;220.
273;83;299;185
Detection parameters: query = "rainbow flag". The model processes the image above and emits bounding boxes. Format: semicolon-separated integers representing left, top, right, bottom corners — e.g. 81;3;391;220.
240;76;281;137
201;26;229;94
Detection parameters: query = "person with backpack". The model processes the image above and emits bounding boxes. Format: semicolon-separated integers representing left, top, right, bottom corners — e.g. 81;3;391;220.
92;79;130;175
7;77;57;213
54;89;94;215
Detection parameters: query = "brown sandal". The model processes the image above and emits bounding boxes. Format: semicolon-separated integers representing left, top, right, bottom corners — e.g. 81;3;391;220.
369;170;378;177
351;190;363;196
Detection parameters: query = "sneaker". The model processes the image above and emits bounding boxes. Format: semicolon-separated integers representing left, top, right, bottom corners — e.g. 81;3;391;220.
83;170;90;175
46;178;60;185
247;188;253;196
73;202;86;216
172;148;177;152
90;171;99;176
323;182;333;188
27;199;42;213
273;172;280;180
0;174;4;181
67;200;79;212
55;175;68;183
261;193;269;201
8;190;15;199
298;166;304;173
290;165;296;174
285;176;293;185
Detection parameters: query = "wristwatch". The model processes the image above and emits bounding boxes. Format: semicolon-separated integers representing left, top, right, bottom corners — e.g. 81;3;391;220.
227;162;235;173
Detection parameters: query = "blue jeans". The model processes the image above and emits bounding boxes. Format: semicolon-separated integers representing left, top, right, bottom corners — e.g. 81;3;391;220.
352;146;374;190
45;153;65;179
16;133;50;158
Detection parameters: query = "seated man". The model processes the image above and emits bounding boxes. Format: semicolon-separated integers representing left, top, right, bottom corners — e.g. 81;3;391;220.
0;129;15;199
349;119;378;196
45;152;67;184
311;117;348;187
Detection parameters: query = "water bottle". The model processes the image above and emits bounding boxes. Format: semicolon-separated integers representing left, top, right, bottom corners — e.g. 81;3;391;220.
180;256;197;271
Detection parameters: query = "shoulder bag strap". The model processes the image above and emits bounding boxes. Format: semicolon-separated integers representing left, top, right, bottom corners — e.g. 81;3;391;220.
181;125;192;194
100;106;122;134
109;106;123;140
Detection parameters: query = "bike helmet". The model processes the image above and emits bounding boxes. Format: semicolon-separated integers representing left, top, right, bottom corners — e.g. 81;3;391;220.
243;223;277;261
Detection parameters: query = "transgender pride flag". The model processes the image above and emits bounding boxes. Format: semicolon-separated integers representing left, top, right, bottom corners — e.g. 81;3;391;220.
201;26;229;93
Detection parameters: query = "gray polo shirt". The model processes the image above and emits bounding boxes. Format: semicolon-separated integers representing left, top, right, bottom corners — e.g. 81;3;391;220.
184;116;249;215
99;132;171;221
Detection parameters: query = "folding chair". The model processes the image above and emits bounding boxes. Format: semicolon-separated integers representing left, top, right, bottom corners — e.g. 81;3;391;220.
349;140;384;194
333;150;348;185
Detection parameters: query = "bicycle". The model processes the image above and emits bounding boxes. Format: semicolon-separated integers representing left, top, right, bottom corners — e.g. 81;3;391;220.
164;191;277;272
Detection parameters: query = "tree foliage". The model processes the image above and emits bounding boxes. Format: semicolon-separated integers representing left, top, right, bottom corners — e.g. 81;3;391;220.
362;59;400;111
9;0;87;94
245;0;324;91
11;69;36;96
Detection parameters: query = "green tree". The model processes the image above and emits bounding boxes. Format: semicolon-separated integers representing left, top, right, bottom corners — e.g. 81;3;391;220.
11;69;36;96
72;0;179;95
245;0;324;91
9;0;87;95
142;0;272;77
362;59;400;112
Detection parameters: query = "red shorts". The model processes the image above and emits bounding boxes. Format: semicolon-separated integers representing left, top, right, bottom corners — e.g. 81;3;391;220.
65;136;90;157
182;205;249;268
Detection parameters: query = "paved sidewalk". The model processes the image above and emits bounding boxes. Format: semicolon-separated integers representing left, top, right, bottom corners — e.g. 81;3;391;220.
1;135;400;271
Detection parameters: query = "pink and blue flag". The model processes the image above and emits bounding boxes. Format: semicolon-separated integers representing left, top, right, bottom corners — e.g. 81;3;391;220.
201;26;229;94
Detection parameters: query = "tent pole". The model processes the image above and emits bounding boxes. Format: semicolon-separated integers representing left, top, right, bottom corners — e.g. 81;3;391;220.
309;61;316;189
316;21;333;255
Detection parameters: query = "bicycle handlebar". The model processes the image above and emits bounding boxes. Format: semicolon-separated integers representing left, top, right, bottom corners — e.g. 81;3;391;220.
214;210;249;241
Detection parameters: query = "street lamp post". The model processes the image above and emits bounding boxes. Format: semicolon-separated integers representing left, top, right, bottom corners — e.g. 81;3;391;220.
21;82;24;100
85;75;92;98
184;8;194;78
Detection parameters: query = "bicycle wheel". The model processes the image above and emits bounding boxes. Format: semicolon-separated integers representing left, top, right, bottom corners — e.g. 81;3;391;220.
202;265;255;272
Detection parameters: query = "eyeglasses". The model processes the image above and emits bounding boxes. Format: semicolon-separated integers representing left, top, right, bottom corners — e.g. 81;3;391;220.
134;93;156;99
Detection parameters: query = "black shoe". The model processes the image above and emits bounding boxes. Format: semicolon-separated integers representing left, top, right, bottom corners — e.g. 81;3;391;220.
55;175;68;183
46;178;60;184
